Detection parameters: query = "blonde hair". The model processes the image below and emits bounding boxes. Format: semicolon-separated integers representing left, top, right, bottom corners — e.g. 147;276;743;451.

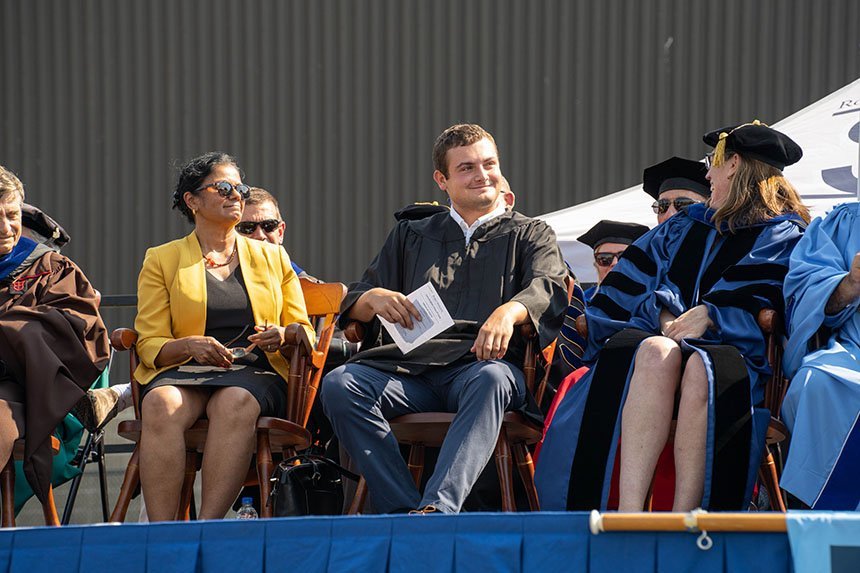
711;154;810;232
0;165;25;204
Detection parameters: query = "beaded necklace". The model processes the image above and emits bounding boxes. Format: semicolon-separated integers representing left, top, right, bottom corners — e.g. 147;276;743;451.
204;245;237;268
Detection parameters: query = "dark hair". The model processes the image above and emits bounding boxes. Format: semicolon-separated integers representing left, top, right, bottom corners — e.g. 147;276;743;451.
432;124;496;177
245;187;282;217
172;152;242;223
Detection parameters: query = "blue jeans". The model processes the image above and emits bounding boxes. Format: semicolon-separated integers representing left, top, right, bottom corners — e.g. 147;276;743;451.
320;360;526;513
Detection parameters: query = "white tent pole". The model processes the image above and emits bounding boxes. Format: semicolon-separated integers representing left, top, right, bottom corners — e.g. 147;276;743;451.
857;121;859;200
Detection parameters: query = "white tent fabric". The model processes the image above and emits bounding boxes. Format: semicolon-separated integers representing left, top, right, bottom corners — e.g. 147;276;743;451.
539;78;860;283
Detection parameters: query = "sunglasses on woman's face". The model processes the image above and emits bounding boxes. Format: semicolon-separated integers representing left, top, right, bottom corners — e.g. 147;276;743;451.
196;180;252;200
235;219;282;235
651;197;700;215
594;251;625;267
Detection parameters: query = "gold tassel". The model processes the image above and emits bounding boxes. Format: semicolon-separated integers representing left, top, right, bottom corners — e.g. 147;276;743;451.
712;132;729;167
712;120;767;167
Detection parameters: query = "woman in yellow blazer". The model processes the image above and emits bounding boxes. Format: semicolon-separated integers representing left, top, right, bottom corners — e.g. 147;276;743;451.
135;152;313;521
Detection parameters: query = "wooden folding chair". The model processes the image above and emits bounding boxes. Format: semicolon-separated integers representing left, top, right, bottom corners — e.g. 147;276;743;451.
344;322;558;514
108;278;345;521
1;436;62;526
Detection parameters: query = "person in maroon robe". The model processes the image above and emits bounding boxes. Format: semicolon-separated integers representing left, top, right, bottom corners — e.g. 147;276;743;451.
0;165;109;504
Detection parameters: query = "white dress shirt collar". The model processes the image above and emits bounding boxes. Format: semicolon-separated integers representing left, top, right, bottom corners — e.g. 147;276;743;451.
449;204;507;246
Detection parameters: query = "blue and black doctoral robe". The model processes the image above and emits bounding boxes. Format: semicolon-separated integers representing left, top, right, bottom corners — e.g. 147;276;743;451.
535;204;806;511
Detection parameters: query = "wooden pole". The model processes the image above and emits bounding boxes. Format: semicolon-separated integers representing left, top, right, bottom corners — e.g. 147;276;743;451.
590;510;787;534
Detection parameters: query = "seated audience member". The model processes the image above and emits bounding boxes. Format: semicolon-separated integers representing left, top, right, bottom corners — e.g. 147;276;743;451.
549;221;648;387
536;121;810;512
643;156;710;224
236;187;318;281
238;186;357;367
781;202;860;510
320;123;568;514
11;203;113;512
134;152;313;521
577;220;650;303
0;165;109;508
82;186;343;432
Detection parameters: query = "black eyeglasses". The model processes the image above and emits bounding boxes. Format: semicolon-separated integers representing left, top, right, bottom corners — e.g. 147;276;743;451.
651;197;700;215
196;181;251;200
236;219;282;235
594;251;625;267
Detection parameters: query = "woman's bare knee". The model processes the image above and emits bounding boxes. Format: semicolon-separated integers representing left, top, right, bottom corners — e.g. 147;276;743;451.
141;386;205;430
206;387;260;424
630;336;683;395
635;336;682;366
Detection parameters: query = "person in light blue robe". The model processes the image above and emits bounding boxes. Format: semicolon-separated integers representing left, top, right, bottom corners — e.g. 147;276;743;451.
782;201;860;510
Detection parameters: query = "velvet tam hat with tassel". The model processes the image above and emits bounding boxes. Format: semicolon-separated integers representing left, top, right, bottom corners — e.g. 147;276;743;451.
703;120;802;171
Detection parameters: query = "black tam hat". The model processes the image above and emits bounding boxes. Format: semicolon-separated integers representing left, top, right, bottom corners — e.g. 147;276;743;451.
703;120;802;170
642;156;710;200
577;220;650;250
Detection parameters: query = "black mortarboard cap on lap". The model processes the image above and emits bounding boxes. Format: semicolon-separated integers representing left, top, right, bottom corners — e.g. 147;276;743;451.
642;156;710;200
576;220;650;250
703;120;802;170
394;201;450;221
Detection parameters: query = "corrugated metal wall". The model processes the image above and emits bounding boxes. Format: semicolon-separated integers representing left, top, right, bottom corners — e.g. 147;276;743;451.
2;0;859;293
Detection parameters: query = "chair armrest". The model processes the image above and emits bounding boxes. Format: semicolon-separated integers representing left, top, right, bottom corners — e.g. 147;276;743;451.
519;322;536;339
757;309;780;335
281;323;314;357
110;328;138;351
575;315;588;339
344;321;365;344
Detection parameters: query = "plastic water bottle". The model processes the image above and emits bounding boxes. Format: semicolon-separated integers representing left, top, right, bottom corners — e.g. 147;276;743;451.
236;497;258;519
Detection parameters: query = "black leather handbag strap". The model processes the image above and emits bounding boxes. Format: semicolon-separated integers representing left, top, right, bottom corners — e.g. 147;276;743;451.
279;454;361;482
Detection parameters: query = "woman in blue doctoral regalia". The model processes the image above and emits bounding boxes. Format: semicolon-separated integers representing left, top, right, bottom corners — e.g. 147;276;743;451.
536;121;810;511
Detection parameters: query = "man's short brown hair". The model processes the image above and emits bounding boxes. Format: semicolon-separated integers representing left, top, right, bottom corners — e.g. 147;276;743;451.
432;124;497;177
0;165;25;204
245;187;282;219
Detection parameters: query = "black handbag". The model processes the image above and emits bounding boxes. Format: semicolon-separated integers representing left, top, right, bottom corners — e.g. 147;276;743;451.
268;454;360;516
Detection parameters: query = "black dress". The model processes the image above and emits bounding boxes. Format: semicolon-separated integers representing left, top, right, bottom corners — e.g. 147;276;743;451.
140;266;287;417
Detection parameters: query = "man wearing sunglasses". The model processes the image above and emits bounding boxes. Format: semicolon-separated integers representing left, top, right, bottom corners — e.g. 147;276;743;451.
236;187;316;281
643;156;710;225
577;220;650;303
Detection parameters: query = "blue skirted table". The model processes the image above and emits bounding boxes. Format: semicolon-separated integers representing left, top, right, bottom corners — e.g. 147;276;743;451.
0;511;854;573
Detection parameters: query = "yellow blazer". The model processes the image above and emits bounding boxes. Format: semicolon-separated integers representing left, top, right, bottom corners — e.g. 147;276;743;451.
134;231;314;385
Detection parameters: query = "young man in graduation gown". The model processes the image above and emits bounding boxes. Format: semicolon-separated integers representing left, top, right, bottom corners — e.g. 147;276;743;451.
320;123;568;514
536;121;810;512
781;201;860;510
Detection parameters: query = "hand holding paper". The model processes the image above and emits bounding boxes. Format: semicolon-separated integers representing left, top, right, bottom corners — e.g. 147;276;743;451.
378;282;454;354
361;288;423;329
